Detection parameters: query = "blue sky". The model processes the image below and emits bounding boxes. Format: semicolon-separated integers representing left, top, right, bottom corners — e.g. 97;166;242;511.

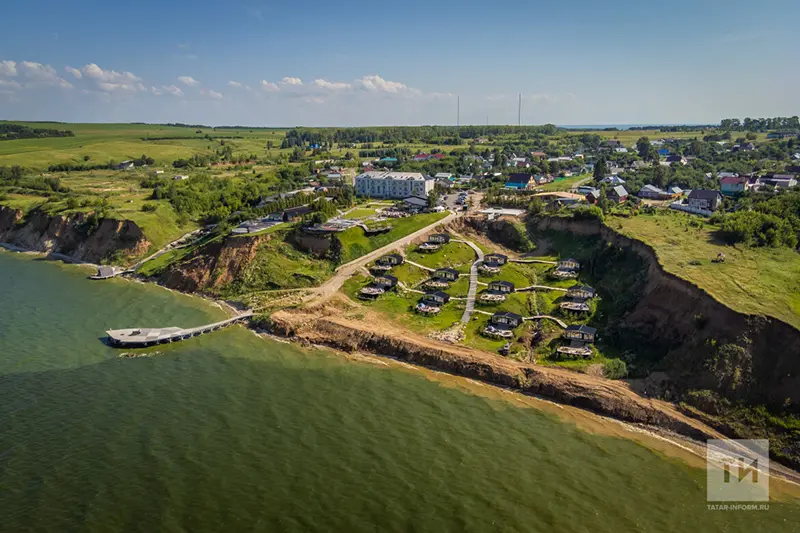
0;0;798;126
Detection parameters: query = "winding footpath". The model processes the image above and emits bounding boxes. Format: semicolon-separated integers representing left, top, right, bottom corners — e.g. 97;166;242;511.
517;285;568;292
453;239;485;323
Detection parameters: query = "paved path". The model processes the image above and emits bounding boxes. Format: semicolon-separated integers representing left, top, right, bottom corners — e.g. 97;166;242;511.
523;315;568;328
398;282;425;295
458;239;485;323
517;285;568;292
405;260;435;272
509;259;558;265
312;211;457;302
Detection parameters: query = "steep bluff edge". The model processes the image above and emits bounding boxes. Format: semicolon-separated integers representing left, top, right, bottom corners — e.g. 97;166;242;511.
268;308;719;442
0;205;149;264
532;216;800;409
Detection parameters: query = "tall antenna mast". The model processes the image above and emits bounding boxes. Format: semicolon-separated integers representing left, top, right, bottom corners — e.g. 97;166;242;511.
518;93;521;126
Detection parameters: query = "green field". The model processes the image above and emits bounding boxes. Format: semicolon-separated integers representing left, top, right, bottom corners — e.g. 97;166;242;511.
405;241;477;273
611;212;800;329
336;212;449;264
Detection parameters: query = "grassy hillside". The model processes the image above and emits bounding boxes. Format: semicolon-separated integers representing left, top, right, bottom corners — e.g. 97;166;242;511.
336;212;449;263
610;212;800;330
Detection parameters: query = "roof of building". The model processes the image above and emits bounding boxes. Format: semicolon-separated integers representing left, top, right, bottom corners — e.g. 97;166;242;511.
356;171;426;181
435;267;459;276
610;185;628;197
720;176;747;185
565;324;597;335
479;207;526;217
688;189;722;201
283;205;314;217
667;186;683;194
426;291;451;301
490;280;514;287
486;253;507;259
507;173;534;184
570;285;595;295
403;196;428;207
493;311;523;321
640;184;664;194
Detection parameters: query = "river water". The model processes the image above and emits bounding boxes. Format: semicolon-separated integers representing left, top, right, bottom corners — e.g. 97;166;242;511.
1;251;798;532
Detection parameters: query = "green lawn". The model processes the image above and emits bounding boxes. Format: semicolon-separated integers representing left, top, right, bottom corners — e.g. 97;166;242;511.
342;208;378;220
405;241;477;273
337;211;449;264
535;173;591;192
611;212;800;330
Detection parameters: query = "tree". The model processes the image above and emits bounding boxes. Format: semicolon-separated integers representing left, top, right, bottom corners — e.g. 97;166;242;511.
593;158;608;181
636;136;651;159
427;190;438;208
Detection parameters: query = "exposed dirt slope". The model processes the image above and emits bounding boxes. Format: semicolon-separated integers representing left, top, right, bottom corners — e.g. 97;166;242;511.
0;205;149;264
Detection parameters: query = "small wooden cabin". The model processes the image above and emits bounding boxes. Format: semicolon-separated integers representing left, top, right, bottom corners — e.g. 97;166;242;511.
484;253;508;266
423;291;450;305
433;268;459;282
491;311;523;329
567;285;595;300
488;280;515;294
558;258;580;271
377;253;404;267
563;324;596;343
428;233;451;244
373;274;398;289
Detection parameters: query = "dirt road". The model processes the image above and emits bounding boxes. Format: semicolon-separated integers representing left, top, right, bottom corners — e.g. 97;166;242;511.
311;211;457;302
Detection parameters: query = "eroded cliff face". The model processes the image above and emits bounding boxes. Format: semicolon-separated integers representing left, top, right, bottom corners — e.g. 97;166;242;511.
532;216;800;408
0;206;150;264
268;309;715;440
159;233;265;293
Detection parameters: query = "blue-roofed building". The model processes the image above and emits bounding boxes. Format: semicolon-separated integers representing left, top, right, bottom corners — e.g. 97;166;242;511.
657;148;671;156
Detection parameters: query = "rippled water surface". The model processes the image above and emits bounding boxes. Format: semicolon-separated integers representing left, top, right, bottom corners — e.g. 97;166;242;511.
0;252;797;532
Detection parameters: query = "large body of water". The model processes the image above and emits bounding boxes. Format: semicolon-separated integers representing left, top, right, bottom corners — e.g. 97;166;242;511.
1;251;798;532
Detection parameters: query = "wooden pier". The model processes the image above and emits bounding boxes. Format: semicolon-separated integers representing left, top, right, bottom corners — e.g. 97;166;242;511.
105;312;253;347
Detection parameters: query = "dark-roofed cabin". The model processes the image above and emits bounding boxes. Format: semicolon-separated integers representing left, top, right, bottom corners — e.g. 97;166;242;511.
282;205;314;222
567;285;595;300
484;253;508;266
607;185;628;203
563;324;597;343
433;268;459;282
687;189;723;211
558;258;580;271
428;233;450;244
491;311;523;329
423;291;450;305
377;253;404;267
373;274;398;289
488;280;515;294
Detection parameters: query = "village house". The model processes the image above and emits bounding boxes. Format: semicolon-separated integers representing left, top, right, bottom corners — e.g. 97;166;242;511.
607;185;629;203
720;176;750;195
760;174;798;189
484;253;508;266
638;184;671;200
567;285;595;300
504;173;536;190
433;268;459;282
687;189;723;211
667;185;684;197
603;140;623;150
600;176;626;186
491;311;523;329
530;151;547;160
434;172;454;180
563;324;597;343
414;153;430;161
115;160;135;170
488;280;515;294
585;189;601;204
664;155;687;165
281;205;314;222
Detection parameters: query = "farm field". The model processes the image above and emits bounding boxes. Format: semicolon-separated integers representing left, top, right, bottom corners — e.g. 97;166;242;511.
610;212;800;329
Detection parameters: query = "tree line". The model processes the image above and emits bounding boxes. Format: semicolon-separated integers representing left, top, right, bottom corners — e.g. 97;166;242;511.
0;124;75;141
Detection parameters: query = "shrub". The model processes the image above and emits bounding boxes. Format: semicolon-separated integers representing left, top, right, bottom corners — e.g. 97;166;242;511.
141;203;158;212
602;359;628;379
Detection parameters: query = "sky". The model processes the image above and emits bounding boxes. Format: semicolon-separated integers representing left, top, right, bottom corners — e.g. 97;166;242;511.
0;0;798;127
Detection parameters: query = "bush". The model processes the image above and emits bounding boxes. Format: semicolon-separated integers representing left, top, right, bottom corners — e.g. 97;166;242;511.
717;211;797;248
141;203;158;212
602;359;628;379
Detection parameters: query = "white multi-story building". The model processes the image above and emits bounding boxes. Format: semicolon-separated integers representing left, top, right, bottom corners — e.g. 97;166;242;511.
354;171;433;199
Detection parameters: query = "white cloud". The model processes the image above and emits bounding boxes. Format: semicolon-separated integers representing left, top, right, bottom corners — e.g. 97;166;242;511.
281;77;303;85
0;79;22;89
178;76;200;86
260;80;279;92
312;79;352;90
82;63;143;92
304;96;325;104
201;89;223;99
228;80;243;88
355;74;416;95
0;60;17;77
64;66;82;79
20;61;72;88
150;86;162;96
161;85;184;97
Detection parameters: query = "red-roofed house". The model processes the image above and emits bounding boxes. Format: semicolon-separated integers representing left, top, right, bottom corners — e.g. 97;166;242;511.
720;176;749;195
414;153;430;161
430;153;446;160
